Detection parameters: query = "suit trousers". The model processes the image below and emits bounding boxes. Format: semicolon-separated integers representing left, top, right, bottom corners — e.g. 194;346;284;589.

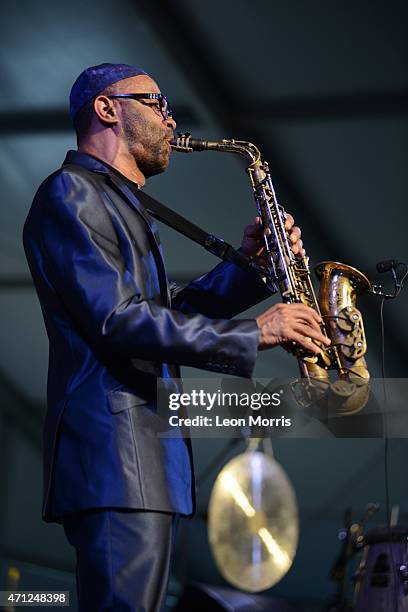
62;509;179;612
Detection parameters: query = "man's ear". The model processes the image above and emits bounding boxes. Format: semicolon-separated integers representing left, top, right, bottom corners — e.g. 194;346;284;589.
93;95;118;126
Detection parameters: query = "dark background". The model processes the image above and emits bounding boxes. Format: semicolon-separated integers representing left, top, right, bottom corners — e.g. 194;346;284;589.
0;1;407;609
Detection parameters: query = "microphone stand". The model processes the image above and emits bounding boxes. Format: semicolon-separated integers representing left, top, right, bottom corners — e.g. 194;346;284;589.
327;504;380;611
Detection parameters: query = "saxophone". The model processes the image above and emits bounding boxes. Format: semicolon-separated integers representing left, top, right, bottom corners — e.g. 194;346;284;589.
171;134;372;415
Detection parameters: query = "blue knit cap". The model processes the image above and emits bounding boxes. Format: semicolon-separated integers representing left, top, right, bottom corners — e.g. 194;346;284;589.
69;63;148;120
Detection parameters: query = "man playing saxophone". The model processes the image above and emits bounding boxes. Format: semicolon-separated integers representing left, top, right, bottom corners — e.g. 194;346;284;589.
23;63;330;611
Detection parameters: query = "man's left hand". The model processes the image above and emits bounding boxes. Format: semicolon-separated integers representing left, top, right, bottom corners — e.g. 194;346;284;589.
241;214;305;267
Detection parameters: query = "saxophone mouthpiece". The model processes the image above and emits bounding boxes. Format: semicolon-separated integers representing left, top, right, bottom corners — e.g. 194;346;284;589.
170;132;209;152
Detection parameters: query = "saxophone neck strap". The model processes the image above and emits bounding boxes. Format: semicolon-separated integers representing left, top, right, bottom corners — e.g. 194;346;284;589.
131;184;253;272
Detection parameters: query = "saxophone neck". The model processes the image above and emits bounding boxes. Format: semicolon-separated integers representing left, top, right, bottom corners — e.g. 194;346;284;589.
171;132;261;165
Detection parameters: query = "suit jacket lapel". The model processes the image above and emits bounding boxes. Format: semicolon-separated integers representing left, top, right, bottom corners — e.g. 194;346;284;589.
106;173;171;306
62;151;171;305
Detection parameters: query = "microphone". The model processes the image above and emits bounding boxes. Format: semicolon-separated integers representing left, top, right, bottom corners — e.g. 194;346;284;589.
376;259;399;273
372;259;406;298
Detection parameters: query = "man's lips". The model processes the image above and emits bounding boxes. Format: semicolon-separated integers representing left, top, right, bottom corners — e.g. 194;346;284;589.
164;133;174;154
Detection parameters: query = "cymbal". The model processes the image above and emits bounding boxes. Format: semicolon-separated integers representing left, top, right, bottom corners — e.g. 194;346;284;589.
208;450;299;592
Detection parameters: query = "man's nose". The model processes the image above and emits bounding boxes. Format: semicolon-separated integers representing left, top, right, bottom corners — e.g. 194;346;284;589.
165;116;176;130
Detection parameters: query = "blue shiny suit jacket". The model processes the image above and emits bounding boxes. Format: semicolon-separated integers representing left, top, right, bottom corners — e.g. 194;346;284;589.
23;150;272;523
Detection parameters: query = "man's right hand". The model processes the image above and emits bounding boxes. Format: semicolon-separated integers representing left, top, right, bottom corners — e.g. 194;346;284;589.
256;302;331;354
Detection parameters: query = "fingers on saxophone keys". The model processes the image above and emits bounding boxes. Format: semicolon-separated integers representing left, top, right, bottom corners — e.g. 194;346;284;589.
291;333;322;355
295;324;330;351
244;219;263;238
290;303;324;326
308;329;331;347
284;213;294;230
289;227;301;243
291;240;304;255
